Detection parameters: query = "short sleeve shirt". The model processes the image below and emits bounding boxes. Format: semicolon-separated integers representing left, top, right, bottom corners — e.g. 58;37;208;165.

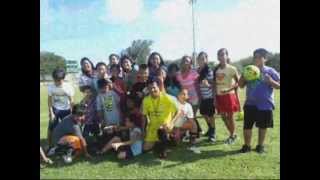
48;82;74;110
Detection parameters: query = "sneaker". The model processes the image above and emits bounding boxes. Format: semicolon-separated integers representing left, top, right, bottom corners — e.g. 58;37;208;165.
208;136;216;144
240;145;251;153
224;135;237;145
47;147;57;156
255;145;266;154
159;151;167;159
189;146;201;154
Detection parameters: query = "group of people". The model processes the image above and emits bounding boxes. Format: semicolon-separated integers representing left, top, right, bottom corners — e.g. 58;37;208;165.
40;48;280;165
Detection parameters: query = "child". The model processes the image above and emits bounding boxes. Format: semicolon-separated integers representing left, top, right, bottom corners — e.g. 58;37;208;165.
164;63;182;97
124;93;145;130
40;146;53;168
239;48;280;153
176;56;202;135
169;88;200;154
110;64;127;96
96;78;121;142
108;53;123;78
97;115;143;160
47;68;74;147
108;53;120;66
131;64;149;107
79;57;96;92
214;48;240;144
197;52;217;143
80;86;100;139
120;55;138;91
147;52;167;80
92;62;109;93
48;104;92;163
110;64;127;115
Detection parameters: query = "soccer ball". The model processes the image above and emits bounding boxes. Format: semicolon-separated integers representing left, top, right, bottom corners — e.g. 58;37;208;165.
62;154;72;164
243;65;260;81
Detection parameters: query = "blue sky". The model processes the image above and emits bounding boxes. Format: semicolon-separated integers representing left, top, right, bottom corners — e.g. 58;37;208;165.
40;0;279;64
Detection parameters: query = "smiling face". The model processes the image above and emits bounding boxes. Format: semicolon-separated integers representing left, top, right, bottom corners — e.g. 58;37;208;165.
74;114;85;124
150;55;161;68
218;50;228;65
181;57;192;72
197;54;208;69
110;55;119;65
254;53;265;67
122;59;132;71
177;89;189;103
97;65;107;78
82;61;92;73
139;69;149;82
148;82;160;98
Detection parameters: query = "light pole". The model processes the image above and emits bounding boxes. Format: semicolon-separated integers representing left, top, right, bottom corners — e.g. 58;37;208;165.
189;0;197;68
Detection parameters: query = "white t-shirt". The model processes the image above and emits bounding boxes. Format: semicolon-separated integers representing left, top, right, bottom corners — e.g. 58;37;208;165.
48;83;74;110
171;97;194;128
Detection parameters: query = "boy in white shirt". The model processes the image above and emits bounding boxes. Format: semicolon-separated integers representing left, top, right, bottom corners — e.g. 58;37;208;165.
47;68;74;147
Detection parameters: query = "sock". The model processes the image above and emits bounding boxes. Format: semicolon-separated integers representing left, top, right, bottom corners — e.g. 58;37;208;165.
211;127;216;137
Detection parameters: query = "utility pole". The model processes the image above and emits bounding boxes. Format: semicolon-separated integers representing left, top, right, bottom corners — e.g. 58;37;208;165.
189;0;197;68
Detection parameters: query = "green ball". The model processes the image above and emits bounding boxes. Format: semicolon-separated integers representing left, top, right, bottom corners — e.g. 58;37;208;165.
243;65;260;81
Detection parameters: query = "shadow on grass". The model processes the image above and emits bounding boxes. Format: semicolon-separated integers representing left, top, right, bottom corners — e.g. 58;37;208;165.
163;148;240;169
40;137;240;169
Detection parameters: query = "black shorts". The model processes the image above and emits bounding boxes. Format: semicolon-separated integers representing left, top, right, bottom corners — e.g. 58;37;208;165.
117;145;133;159
199;98;215;117
83;124;101;138
243;105;273;129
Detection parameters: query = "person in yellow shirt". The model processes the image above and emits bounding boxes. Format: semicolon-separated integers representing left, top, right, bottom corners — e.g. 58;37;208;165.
142;78;179;157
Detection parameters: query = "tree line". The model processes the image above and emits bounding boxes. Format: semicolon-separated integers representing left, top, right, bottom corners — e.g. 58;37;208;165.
40;39;279;76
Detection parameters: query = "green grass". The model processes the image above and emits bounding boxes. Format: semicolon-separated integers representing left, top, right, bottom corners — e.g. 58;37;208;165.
40;84;280;179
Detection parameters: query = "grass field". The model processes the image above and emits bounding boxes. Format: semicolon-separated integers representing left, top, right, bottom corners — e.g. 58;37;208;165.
40;84;280;179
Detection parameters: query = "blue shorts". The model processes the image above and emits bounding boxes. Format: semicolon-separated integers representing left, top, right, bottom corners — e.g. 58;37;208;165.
48;107;71;131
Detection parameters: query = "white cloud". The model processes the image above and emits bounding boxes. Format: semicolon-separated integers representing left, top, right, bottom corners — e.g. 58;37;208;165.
152;0;280;61
100;0;143;24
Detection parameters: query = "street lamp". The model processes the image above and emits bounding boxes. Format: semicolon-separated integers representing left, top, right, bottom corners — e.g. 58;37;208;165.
189;0;197;68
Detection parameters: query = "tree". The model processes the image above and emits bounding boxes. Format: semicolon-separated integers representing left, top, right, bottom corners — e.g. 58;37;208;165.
121;40;153;65
40;51;66;76
266;53;280;72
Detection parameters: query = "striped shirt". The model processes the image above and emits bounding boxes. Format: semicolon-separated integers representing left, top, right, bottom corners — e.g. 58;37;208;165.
199;69;214;99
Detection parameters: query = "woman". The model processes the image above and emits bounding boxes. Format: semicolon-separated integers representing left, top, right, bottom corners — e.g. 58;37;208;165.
176;55;202;136
147;52;167;80
79;57;96;92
